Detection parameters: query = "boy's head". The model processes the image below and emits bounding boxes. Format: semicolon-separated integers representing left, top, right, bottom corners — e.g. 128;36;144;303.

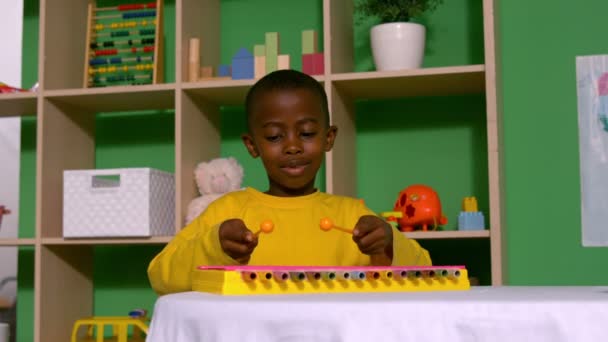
242;70;338;197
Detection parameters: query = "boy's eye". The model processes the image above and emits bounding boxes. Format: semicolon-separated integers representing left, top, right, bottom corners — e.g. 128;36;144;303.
265;135;281;142
300;131;317;138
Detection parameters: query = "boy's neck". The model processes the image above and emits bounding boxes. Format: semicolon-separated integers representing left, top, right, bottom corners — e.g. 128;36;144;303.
265;181;318;197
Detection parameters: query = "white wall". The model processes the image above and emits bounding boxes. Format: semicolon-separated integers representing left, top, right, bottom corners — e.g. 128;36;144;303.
0;0;24;302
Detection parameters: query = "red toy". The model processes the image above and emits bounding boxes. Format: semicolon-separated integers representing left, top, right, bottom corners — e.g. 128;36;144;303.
0;82;28;94
393;185;447;232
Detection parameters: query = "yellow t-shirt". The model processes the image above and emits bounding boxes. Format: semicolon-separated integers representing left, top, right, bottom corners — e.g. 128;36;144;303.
147;187;431;295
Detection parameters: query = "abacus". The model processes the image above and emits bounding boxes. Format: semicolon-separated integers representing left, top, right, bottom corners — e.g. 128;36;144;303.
83;1;164;87
193;265;470;295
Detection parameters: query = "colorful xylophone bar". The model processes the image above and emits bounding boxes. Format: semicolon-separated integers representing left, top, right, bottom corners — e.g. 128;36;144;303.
193;265;470;295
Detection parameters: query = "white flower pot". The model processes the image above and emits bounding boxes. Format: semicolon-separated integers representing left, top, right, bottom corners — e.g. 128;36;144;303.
371;22;426;71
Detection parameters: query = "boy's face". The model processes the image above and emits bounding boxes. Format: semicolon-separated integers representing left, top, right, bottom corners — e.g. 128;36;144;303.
242;88;337;197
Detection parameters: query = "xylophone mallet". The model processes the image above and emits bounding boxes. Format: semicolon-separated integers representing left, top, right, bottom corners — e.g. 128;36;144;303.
319;217;353;234
253;220;274;236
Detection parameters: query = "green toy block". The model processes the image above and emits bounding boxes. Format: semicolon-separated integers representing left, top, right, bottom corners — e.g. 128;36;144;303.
265;32;279;73
254;44;266;57
302;30;317;54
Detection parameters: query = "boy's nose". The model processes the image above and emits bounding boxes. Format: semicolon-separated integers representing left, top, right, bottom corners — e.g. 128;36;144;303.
284;136;303;154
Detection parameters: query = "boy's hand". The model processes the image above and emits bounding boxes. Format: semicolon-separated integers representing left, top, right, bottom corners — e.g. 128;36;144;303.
353;215;394;266
219;219;258;264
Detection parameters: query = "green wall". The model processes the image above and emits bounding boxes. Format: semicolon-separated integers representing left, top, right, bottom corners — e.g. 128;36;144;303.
499;0;608;285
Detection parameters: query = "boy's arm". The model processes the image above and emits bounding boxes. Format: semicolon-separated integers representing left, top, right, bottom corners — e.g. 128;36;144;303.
391;230;432;266
147;213;237;296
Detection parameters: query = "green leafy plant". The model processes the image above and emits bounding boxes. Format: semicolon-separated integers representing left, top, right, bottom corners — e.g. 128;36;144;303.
356;0;444;23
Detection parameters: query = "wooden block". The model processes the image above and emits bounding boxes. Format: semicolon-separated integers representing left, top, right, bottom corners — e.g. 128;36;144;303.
199;76;232;82
302;54;314;75
255;56;266;79
278;54;290;70
201;66;214;78
232;48;254;80
254;44;265;57
188;38;200;82
265;32;279;73
312;52;324;75
218;64;231;77
302;30;318;54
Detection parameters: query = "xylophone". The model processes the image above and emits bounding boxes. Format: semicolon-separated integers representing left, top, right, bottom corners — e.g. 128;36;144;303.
192;218;470;295
193;265;470;295
83;1;164;87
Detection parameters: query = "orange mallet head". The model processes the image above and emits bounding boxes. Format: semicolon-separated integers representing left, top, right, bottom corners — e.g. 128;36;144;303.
319;217;353;234
254;220;274;236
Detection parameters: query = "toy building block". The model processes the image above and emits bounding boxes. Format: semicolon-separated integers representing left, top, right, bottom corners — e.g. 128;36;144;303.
200;66;214;78
217;64;231;77
265;32;279;73
254;44;266;79
312;52;324;75
278;54;291;70
302;30;318;54
462;196;478;212
303;53;324;75
188;38;201;82
458;196;485;231
458;212;485;231
231;47;254;80
302;54;314;75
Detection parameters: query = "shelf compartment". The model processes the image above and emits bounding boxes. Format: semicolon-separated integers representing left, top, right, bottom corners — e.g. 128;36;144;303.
0;238;37;246
182;76;325;106
38;245;93;342
41;0;175;90
179;0;325;84
0;92;38;117
43;84;176;112
331;65;485;99
41;237;171;245
405;230;489;240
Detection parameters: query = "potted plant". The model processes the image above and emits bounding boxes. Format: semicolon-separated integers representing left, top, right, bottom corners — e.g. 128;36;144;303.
357;0;444;71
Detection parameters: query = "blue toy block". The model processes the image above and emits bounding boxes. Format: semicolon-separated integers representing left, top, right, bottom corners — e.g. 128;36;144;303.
458;212;485;231
218;64;231;77
231;48;254;80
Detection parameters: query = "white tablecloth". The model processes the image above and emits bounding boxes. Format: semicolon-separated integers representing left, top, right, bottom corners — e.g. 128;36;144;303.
147;286;608;342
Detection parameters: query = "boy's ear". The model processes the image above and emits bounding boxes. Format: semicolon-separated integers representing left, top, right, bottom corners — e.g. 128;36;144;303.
324;125;338;152
241;133;260;158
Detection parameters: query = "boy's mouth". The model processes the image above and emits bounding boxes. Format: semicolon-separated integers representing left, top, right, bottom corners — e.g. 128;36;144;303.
281;160;309;176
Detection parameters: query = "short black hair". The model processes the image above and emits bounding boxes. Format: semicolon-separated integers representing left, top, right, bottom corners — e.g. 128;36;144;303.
245;69;330;131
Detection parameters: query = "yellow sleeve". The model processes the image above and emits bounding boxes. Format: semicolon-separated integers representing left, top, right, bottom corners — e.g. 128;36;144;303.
147;201;238;296
391;229;432;266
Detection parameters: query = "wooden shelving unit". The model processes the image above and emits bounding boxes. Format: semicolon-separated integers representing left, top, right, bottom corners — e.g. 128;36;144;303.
0;0;503;341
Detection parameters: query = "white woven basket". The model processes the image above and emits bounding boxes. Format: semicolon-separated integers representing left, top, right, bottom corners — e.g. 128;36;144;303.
63;168;175;238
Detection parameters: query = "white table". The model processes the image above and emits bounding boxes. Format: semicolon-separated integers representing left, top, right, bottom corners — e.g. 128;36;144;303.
147;286;608;342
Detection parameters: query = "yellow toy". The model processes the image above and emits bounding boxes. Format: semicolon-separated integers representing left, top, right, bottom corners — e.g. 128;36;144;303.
193;265;469;295
70;311;149;342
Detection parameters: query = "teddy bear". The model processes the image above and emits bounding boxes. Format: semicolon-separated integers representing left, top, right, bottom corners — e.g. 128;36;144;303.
185;157;244;224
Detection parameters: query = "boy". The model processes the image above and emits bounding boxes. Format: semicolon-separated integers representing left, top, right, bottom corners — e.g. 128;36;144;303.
148;70;431;295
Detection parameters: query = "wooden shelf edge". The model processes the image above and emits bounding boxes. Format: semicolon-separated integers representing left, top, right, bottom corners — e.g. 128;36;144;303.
0;92;38;100
182;74;326;91
0;238;37;246
404;230;490;240
42;83;177;98
331;64;485;82
0;92;39;116
41;236;173;245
